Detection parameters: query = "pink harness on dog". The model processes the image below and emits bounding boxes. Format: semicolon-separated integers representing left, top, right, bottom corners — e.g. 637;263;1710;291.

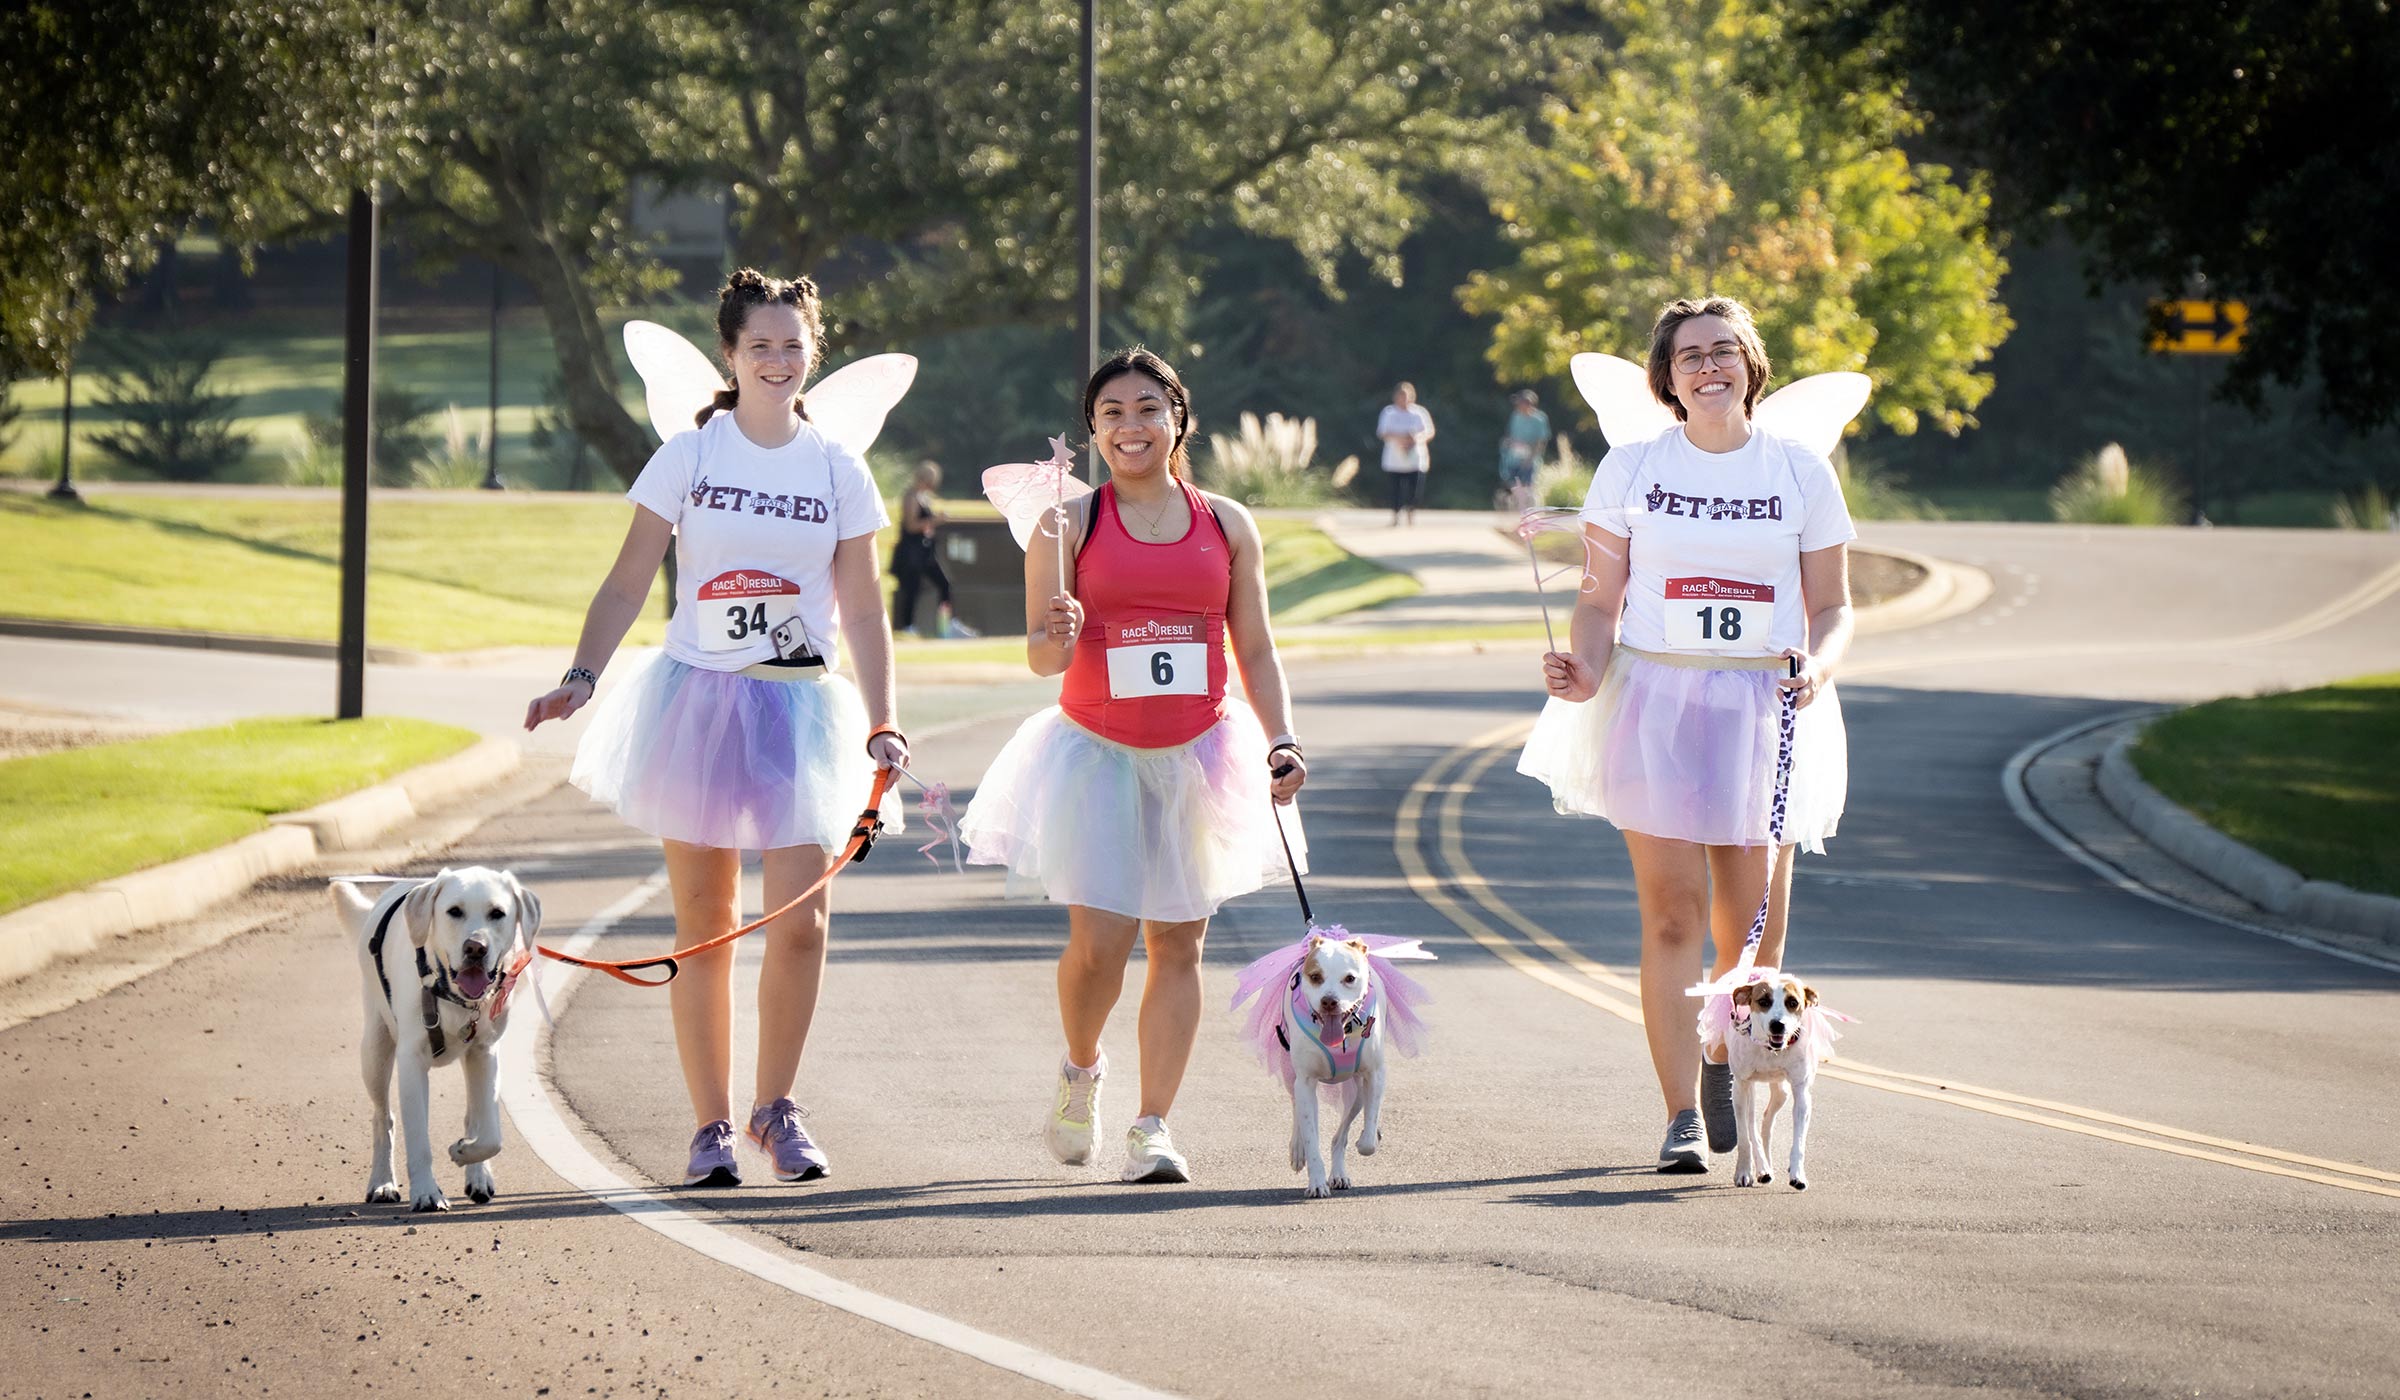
1279;976;1382;1082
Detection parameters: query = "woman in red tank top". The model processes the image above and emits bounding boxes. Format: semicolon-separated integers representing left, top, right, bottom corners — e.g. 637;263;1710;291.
958;347;1308;1185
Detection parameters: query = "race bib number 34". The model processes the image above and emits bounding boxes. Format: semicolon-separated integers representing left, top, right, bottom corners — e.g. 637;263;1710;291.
1104;615;1208;699
697;569;804;654
1662;576;1773;649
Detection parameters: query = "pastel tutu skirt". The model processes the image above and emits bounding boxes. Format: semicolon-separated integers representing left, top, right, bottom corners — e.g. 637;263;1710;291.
570;651;889;851
958;703;1304;922
1517;648;1846;852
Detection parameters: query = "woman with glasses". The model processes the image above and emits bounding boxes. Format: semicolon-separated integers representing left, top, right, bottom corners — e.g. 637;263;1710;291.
1518;297;1856;1174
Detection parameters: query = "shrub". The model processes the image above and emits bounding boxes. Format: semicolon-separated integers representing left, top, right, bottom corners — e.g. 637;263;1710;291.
1539;434;1594;508
0;380;20;459
1837;448;1943;521
88;333;254;481
279;423;342;486
409;405;501;489
306;385;438;485
1198;412;1358;507
2049;443;2187;525
2331;484;2395;531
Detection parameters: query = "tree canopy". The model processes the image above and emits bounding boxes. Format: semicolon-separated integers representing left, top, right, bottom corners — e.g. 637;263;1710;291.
1797;0;2400;431
0;0;379;377
1460;0;2011;438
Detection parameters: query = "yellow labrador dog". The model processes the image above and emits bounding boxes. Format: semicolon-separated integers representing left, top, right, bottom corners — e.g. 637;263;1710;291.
333;868;540;1212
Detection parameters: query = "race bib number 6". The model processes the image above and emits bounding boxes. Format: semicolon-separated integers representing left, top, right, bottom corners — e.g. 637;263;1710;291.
697;569;806;654
1104;615;1208;699
1662;576;1773;650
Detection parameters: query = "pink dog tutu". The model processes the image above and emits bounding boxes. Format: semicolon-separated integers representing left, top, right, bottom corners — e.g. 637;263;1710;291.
1517;648;1847;851
570;651;892;851
1228;928;1435;1087
958;703;1303;922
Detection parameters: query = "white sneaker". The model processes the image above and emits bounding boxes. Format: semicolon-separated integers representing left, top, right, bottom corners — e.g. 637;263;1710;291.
1044;1054;1105;1165
1121;1115;1191;1184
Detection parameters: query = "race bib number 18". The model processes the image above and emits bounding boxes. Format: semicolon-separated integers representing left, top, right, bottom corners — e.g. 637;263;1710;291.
697;570;805;654
1104;615;1208;699
1662;576;1773;650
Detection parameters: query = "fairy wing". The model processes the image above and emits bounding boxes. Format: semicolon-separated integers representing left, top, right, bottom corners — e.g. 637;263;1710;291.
1753;372;1873;459
981;462;1094;550
621;320;725;444
807;353;919;458
1569;352;1678;448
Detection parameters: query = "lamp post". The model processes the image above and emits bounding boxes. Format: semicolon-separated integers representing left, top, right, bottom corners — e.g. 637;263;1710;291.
1078;0;1100;484
481;262;502;490
47;354;79;503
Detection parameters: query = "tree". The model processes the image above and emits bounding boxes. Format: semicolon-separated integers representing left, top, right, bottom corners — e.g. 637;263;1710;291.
384;0;1549;486
0;1;380;377
1459;0;2011;437
1795;0;2400;431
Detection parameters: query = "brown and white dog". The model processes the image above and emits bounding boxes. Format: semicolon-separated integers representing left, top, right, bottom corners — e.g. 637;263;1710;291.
1282;935;1387;1199
334;868;541;1212
1717;970;1836;1191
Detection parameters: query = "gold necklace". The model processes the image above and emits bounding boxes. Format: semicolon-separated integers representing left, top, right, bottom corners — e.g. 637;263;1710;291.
1121;492;1176;538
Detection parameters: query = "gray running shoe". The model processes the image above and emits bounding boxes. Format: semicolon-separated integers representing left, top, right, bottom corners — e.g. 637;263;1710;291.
1045;1054;1105;1165
1657;1109;1708;1174
746;1097;830;1182
1121;1116;1192;1184
1701;1061;1737;1154
683;1119;741;1188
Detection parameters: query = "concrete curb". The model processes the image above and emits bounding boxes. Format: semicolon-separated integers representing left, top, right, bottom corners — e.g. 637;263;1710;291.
1853;543;1994;635
2097;730;2400;946
0;737;523;986
0;615;440;665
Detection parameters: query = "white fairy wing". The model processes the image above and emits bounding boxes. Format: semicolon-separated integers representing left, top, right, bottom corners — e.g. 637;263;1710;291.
807;353;919;458
1753;372;1873;459
980;462;1094;550
1570;352;1679;449
622;320;726;444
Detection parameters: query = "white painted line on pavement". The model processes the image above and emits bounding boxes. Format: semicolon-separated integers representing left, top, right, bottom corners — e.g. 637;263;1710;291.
499;827;1179;1398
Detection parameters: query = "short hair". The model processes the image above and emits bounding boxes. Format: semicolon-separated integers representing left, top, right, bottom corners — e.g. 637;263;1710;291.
1644;296;1772;422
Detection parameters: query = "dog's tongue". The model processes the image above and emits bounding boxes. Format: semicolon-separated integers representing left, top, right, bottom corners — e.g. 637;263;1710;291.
456;967;493;1001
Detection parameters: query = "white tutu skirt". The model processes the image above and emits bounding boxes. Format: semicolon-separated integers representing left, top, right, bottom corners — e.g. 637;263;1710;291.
1517;650;1846;852
570;652;890;851
958;704;1304;922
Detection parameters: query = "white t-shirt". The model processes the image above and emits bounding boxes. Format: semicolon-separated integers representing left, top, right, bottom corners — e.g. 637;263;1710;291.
1377;403;1434;472
626;413;889;671
1577;426;1855;656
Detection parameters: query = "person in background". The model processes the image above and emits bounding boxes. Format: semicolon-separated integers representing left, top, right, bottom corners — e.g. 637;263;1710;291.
890;461;976;638
1499;388;1550;513
1376;382;1436;525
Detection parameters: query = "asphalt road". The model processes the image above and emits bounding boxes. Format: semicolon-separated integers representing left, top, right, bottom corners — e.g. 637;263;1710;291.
5;523;2398;1399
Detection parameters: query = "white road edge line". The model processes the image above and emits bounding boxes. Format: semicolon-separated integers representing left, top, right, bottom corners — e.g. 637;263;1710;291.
1999;710;2400;977
497;822;1180;1398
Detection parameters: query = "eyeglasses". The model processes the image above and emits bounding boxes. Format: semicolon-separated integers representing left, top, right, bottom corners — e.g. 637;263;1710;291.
1671;345;1744;375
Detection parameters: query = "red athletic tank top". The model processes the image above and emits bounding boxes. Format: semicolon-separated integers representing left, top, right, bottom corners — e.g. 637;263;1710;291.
1058;480;1233;747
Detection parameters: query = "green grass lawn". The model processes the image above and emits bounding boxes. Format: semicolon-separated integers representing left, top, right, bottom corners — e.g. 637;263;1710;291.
2132;671;2400;898
0;717;478;916
1;491;1410;653
0;490;669;650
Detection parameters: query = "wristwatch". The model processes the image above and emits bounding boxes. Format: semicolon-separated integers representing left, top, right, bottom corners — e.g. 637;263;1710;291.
561;666;599;692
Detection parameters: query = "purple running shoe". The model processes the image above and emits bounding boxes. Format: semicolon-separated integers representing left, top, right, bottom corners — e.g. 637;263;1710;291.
746;1098;830;1182
683;1119;741;1187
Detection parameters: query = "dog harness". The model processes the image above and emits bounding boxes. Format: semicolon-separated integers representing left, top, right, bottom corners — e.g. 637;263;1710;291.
1276;973;1382;1082
368;898;531;1057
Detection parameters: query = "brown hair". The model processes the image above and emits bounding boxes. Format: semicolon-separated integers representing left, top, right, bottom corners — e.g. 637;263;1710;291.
1645;296;1772;421
1082;346;1194;477
703;267;825;427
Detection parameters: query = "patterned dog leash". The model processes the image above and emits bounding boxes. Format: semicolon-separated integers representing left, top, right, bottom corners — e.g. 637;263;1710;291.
1737;659;1802;964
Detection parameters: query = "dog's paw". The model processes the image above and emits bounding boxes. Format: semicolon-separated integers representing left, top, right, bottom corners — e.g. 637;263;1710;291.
1303;1180;1333;1199
1355;1130;1380;1157
365;1180;402;1205
1328;1173;1352;1191
463;1162;495;1204
449;1136;501;1166
1289;1140;1307;1173
1789;1176;1807;1191
1734;1170;1757;1188
1757;1168;1773;1185
410;1186;452;1213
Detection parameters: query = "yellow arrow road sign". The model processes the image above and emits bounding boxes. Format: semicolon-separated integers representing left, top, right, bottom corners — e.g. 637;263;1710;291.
2150;299;2247;354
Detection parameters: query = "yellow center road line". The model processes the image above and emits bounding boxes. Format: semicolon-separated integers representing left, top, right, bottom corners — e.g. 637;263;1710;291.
1397;723;2400;1201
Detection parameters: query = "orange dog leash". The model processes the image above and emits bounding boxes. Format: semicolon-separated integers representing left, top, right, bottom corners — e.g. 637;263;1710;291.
537;727;903;987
